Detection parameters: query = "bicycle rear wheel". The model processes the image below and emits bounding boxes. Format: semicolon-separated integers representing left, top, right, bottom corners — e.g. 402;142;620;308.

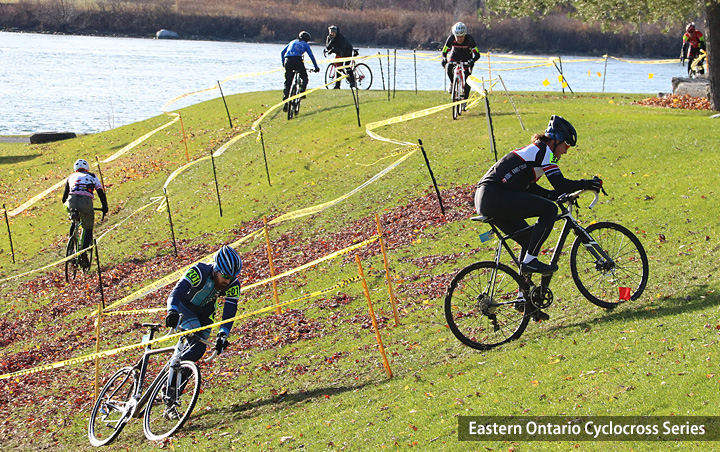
324;64;337;88
445;261;530;350
88;366;138;447
570;221;649;309
65;234;78;283
143;361;201;441
353;63;373;90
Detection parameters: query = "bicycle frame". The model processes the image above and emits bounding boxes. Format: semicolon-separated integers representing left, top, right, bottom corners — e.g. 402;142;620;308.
484;191;612;287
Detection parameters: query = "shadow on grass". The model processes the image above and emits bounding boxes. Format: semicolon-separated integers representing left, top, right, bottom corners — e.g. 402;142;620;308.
0;154;41;164
542;284;720;335
188;380;377;427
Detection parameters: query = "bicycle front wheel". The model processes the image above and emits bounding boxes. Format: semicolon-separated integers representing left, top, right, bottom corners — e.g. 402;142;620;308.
65;235;78;283
570;221;649;309
143;361;201;441
451;74;462;120
445;261;530;350
353;63;373;89
324;64;336;88
287;79;297;120
88;366;138;447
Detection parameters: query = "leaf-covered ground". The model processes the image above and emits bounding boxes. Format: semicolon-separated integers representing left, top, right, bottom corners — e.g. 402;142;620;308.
0;183;476;445
632;93;711;110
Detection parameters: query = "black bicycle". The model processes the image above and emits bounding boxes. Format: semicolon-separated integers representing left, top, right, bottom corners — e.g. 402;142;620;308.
65;207;104;282
444;188;649;350
88;320;217;446
286;70;303;120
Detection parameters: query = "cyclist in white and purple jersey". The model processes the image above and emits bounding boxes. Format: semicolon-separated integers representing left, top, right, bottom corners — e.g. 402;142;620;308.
475;115;603;275
61;158;109;266
165;245;243;361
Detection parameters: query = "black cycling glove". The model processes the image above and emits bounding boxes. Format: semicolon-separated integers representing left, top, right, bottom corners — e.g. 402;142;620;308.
216;332;229;355
165;310;179;328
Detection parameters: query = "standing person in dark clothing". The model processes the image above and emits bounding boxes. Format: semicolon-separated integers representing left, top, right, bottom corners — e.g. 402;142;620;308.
281;31;320;111
441;22;481;100
325;25;356;89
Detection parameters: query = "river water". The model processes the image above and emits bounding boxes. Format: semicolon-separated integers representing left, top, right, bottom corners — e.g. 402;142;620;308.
0;31;686;135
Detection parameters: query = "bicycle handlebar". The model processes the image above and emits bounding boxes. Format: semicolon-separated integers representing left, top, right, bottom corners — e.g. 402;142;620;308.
557;189;600;209
93;207;106;221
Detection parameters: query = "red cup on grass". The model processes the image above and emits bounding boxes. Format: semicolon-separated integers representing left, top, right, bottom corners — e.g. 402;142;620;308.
618;287;631;301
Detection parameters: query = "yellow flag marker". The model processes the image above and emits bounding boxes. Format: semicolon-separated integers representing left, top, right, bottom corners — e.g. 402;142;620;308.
542;79;550;87
648;73;654;79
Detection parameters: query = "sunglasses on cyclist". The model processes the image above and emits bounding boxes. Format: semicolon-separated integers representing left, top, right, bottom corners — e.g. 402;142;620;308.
219;272;233;280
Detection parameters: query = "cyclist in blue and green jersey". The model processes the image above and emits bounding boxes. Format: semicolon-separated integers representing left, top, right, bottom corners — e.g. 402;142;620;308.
281;31;320;110
165;245;243;361
441;22;481;99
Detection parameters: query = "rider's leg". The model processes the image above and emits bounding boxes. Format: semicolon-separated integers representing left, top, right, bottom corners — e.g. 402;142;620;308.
174;304;211;362
70;195;95;265
333;60;342;89
446;64;454;88
463;66;472;99
299;67;309;93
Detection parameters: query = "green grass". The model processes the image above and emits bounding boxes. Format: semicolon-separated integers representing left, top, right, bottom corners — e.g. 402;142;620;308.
1;89;719;451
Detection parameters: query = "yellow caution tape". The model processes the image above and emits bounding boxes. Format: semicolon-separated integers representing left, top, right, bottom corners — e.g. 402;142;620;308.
102;229;264;313
0;274;363;380
242;235;378;291
103;116;180;163
268;148;417;224
7;180;66;217
609;57;677;64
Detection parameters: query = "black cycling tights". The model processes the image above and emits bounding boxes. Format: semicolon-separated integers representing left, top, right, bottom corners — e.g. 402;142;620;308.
475;185;557;258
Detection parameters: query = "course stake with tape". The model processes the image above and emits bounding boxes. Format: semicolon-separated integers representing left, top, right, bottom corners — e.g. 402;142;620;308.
376;213;399;326
417;139;445;216
163;187;178;256
3;204;14;264
355;254;393;378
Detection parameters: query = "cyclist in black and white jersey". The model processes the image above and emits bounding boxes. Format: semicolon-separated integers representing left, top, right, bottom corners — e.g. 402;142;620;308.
61;158;109;266
441;22;481;100
475;115;603;275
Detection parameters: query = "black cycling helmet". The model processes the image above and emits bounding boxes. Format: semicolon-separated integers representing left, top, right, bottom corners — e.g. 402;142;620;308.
299;31;311;42
545;115;577;146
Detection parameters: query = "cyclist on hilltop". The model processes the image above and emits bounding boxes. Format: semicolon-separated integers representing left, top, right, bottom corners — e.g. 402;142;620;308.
61;158;108;267
325;25;356;89
165;245;243;362
281;31;320;112
680;22;706;76
441;22;481;100
474;115;603;278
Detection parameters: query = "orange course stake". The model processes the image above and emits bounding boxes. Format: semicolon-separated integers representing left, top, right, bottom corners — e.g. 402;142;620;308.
263;217;282;314
375;214;399;326
178;113;190;163
355;254;393;378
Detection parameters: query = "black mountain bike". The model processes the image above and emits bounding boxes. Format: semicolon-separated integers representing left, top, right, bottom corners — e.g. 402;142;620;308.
65;207;104;282
444;189;649;350
286;70;304;120
88;320;217;446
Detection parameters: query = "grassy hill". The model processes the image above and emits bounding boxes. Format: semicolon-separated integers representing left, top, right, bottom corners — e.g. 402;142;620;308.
0;87;719;451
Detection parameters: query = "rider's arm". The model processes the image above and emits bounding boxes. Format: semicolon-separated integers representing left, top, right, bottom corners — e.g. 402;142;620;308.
304;42;320;71
546;170;597;195
61;180;70;203
219;281;240;337
441;35;453;57
281;44;289;66
166;266;201;313
97;188;108;213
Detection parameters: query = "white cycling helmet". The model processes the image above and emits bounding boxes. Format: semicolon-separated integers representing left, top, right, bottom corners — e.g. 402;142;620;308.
452;22;467;37
74;159;89;171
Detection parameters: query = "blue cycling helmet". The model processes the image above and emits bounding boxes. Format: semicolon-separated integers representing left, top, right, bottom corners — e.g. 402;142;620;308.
214;245;242;278
545;115;577;146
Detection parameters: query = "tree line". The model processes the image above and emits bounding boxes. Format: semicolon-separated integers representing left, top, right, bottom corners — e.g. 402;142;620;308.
0;0;684;57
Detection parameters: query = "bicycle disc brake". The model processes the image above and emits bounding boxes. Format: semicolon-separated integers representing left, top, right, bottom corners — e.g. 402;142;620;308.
529;286;554;309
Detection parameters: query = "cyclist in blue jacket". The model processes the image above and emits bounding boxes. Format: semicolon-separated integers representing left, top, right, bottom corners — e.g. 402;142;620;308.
165;245;243;361
281;31;320;111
